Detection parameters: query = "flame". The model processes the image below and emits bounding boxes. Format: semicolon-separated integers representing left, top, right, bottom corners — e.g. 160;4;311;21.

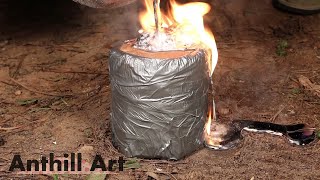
139;0;219;146
204;108;219;146
205;109;212;135
139;0;218;75
205;107;231;147
204;108;220;147
205;100;227;147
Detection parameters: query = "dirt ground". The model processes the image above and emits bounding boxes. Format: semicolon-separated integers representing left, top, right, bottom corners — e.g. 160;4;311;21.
0;0;319;179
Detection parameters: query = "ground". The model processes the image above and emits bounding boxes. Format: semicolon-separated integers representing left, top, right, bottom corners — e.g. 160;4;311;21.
0;0;319;179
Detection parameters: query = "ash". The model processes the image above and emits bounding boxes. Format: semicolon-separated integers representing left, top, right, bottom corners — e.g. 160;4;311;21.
133;28;199;52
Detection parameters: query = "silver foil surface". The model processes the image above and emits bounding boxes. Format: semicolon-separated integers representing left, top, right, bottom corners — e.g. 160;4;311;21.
108;46;210;160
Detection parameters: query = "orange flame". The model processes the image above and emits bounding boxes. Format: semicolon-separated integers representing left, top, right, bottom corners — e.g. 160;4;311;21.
204;108;218;146
204;107;219;146
206;109;212;135
139;0;218;75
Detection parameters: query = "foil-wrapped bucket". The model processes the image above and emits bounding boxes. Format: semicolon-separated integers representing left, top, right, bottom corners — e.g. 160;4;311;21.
108;42;210;160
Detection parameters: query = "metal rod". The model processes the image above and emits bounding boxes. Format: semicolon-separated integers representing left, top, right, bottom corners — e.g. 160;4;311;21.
153;0;161;32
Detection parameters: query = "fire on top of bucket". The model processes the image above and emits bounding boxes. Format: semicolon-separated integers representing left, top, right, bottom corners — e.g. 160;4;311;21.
134;0;218;75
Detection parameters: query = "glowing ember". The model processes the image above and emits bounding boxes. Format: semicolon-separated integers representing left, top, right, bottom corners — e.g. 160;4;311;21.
135;0;218;75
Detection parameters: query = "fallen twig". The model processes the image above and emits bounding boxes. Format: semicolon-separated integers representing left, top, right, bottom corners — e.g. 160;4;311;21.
140;159;187;165
0;113;52;134
294;68;320;74
270;106;285;122
0;80;16;87
9;78;73;97
143;170;178;180
12;57;26;78
41;69;108;75
237;97;245;105
0;126;21;131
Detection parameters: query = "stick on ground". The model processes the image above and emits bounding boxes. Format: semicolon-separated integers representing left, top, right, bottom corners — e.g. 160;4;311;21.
9;78;73;97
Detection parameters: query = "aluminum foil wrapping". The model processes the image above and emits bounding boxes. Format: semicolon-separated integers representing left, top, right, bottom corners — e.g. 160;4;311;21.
108;47;210;160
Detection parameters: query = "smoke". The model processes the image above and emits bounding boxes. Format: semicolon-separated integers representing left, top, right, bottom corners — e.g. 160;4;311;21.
105;1;141;41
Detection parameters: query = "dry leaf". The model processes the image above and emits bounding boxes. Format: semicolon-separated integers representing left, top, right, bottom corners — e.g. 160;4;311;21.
298;75;320;97
146;171;160;180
